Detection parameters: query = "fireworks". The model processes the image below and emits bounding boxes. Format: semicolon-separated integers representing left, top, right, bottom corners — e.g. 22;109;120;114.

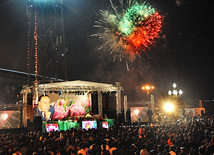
92;0;162;63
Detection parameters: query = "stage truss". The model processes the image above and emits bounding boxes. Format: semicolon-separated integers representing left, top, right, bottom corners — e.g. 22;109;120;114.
22;80;122;93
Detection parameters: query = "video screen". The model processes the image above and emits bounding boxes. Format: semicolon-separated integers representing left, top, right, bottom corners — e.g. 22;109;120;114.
35;93;92;120
131;107;149;123
0;110;21;129
102;121;109;129
45;123;59;132
82;121;97;130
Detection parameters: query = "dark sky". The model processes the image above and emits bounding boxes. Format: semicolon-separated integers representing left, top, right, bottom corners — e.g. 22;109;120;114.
0;0;213;100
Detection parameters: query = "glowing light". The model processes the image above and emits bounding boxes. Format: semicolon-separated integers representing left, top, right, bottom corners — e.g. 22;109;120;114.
164;103;174;112
169;83;183;96
27;3;31;84
133;109;140;115
146;86;150;90
179;89;183;95
173;83;177;89
34;7;38;88
173;90;178;95
142;85;155;90
1;113;8;121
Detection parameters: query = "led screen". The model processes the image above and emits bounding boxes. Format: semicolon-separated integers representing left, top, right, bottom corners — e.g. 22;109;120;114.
0;110;21;129
82;121;97;130
102;121;109;129
45;123;59;132
131;107;149;123
34;93;92;120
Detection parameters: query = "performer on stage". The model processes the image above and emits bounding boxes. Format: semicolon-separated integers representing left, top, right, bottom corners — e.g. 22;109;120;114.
34;95;55;121
147;108;153;124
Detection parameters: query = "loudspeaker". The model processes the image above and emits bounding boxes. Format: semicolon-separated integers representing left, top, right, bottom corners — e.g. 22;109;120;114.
27;119;33;130
33;116;42;132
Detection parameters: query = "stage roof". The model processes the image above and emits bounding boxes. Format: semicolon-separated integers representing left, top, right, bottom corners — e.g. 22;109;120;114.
22;80;123;93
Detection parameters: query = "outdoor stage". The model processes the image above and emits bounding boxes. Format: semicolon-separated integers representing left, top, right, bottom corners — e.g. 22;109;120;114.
21;80;123;128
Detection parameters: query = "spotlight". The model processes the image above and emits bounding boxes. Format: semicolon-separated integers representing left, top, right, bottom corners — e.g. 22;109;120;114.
164;102;174;112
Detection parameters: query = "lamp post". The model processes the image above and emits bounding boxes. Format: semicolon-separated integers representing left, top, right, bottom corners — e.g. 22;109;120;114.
142;85;155;117
142;85;155;100
168;83;183;98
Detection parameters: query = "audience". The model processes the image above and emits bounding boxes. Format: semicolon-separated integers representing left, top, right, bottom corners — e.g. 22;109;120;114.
0;114;213;155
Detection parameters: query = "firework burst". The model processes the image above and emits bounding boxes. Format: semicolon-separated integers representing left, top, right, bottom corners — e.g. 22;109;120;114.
92;0;163;68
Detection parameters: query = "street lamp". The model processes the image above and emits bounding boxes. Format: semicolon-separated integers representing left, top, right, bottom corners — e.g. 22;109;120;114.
142;84;155;119
168;83;183;97
142;84;155;100
173;83;177;89
179;89;183;95
168;90;172;95
142;85;155;99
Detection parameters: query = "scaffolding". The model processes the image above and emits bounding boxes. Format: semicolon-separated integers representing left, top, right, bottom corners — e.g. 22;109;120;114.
27;0;67;85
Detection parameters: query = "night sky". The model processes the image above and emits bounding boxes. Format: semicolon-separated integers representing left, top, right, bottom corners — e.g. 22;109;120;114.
0;0;213;100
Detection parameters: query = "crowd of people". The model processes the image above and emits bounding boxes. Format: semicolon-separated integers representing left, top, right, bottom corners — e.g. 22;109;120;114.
0;114;214;155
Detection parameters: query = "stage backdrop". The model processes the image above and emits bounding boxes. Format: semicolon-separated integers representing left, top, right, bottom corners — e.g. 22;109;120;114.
131;107;149;123
37;92;92;120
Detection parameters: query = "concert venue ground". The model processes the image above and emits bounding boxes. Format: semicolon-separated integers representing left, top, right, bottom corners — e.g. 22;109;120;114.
0;114;214;155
